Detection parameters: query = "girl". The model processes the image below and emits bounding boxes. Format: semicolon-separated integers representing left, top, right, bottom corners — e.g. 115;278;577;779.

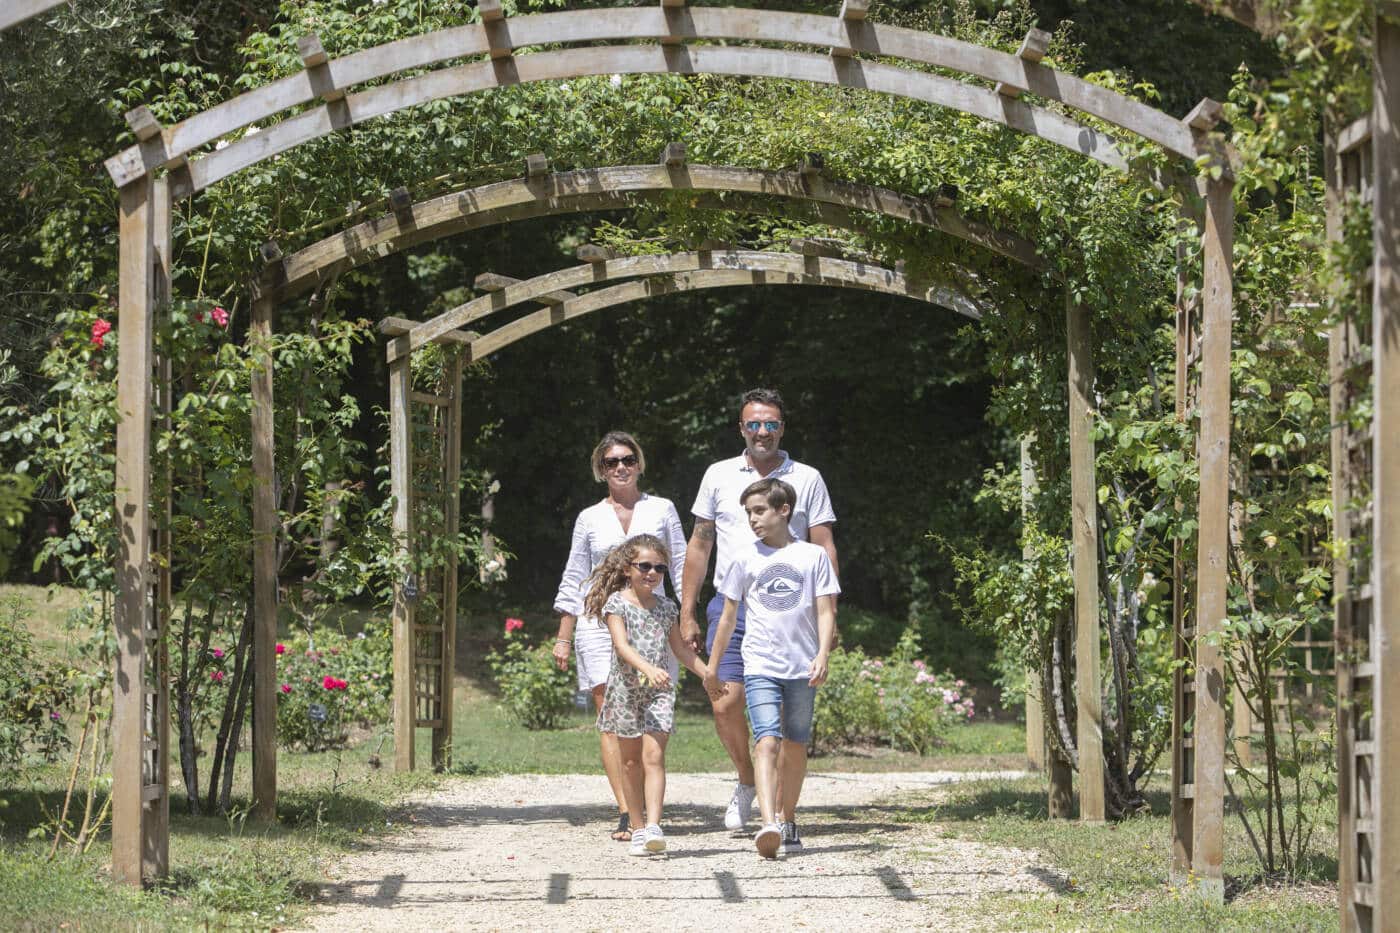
584;534;712;856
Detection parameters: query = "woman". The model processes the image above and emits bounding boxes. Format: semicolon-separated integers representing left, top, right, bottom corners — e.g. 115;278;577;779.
552;431;686;841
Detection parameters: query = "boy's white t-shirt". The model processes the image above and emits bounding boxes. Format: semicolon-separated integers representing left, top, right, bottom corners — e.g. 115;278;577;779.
718;538;841;680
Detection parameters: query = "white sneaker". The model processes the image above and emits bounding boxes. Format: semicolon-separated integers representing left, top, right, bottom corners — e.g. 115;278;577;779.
755;822;782;859
629;825;651;856
644;823;666;853
724;783;756;831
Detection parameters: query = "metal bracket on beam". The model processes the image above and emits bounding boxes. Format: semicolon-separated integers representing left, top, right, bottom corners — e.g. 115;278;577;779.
474;272;580;306
298;33;346;102
1184;98;1224;134
832;0;868;56
576;244;621;263
479;0;512;58
660;142;686;167
995;27;1051;98
525;153;549;177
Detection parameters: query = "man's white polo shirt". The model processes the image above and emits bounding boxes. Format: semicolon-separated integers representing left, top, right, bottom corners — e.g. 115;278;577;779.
691;450;836;592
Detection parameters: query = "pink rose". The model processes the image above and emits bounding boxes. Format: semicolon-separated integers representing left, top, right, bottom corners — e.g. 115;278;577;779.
275;643;286;655
211;670;225;684
210;306;229;328
504;617;524;633
280;683;292;694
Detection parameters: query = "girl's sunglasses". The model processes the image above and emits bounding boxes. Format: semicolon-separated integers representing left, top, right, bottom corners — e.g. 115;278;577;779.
603;454;639;468
630;561;668;575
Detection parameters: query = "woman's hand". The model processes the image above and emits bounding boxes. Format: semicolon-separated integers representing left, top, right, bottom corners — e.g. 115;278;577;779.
551;638;571;671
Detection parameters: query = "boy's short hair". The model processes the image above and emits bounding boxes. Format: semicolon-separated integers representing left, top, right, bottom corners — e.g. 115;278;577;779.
740;477;796;512
739;388;786;420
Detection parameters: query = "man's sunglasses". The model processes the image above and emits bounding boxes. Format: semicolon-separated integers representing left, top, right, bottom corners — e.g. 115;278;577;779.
742;420;783;433
602;454;639;468
630;561;668;575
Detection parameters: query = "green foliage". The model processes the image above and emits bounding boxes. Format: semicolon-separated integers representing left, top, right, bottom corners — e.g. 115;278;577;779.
814;628;977;755
274;628;392;752
486;618;575;731
0;597;71;786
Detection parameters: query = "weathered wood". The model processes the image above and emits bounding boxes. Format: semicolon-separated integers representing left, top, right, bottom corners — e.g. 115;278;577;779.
660;141;686;167
1340;113;1374;156
377;317;477;344
259;240;283;264
107;3;1206;195
432;352;464;771
1021;435;1045;772
1373;11;1400;927
113;177;155;887
1067;292;1105;824
398;250;975;361
1184;98;1225;133
1190;174;1234;903
0;0;68;31
473;272;578;305
1228;459;1252;767
148;178;172;879
479;0;503;21
125;106;162;143
577;244;620;263
838;0;867;21
525;153;549;177
258;165;1042;305
463;261;976;361
995;27;1051;97
389;186;412;214
250;296;278;822
389;355;415;773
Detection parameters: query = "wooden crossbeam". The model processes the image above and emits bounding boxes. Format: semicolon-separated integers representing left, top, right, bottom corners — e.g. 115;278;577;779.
660;142;687;167
298;33;346;102
378;317;477;345
525;153;549;177
577;244;621;263
995;28;1051;98
474;272;579;306
1185;98;1225;133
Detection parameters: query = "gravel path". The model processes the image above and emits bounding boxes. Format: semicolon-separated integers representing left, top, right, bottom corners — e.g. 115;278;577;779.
300;770;1063;931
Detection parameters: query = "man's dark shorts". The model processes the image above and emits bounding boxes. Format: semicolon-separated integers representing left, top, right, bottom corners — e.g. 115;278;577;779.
704;593;746;684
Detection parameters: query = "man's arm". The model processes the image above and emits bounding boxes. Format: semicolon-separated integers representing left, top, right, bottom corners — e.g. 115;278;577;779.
678;518;716;649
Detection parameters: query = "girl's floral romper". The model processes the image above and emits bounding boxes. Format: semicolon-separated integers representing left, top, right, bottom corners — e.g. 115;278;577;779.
597;591;678;738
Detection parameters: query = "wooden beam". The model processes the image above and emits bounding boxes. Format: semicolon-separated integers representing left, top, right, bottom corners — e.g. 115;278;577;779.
1190;174;1234;903
1067;292;1105;824
577;244;620;263
298;32;345;102
389;354;415;773
1372;10;1400;927
799;153;825;178
473;272;579;305
479;0;503;21
125;106;163;143
1339;113;1374;156
995;27;1051;97
838;0;868;20
1021;435;1045;772
250;296;278;822
112;177;155;887
1185;98;1225;133
831;0;867;57
0;0;69;31
377;317;477;345
524;153;549;177
660;142;686;167
147;178;172;880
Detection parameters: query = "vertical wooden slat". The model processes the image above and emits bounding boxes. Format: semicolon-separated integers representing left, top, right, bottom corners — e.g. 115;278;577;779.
250;297;278;821
1372;10;1400;927
1191;173;1235;902
147;178;171;878
113;177;154;887
432;352;463;771
1229;459;1253;766
1022;436;1045;773
1170;210;1197;879
1067;292;1105;823
389;355;415;772
1324;122;1360;933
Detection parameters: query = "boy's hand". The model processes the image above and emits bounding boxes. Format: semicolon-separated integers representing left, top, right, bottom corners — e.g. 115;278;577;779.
702;669;725;699
808;653;829;687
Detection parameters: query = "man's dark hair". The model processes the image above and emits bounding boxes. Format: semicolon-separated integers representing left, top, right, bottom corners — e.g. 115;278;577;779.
740;477;797;512
739;388;786;420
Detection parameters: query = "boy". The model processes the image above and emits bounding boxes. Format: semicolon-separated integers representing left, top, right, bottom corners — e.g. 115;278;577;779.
703;477;839;859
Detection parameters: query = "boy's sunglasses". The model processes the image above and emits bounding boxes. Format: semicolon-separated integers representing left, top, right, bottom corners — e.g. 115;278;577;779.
742;420;783;433
630;561;668;575
602;454;639;468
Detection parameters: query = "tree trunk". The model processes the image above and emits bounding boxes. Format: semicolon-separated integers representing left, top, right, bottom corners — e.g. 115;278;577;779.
206;603;253;812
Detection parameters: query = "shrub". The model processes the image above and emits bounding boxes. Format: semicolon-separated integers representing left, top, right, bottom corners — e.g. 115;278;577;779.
486;617;574;730
813;627;975;755
0;597;71;783
274;625;391;752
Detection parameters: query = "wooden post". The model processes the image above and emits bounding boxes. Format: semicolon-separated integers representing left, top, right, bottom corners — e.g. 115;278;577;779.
389;354;415;772
1372;9;1400;926
1229;460;1253;766
1067;291;1105;823
1190;173;1235;903
1020;436;1045;772
112;177;155;886
250;297;278;821
148;178;171;878
432;352;464;771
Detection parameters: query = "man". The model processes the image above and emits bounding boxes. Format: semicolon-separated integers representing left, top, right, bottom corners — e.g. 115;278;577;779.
680;388;838;832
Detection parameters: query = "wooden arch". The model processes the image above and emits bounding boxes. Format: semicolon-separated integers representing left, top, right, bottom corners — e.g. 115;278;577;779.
258;161;1045;306
109;3;1236;900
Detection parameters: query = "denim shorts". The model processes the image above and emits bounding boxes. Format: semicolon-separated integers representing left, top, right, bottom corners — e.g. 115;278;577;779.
704;594;746;683
743;674;817;744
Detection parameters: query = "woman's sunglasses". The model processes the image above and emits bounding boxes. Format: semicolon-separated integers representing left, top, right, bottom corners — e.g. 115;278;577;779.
603;454;639;469
630;561;668;575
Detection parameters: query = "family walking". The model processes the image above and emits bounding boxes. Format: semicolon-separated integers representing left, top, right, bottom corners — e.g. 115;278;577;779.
552;389;839;859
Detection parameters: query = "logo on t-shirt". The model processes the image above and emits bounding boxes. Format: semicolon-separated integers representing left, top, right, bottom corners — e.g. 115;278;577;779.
754;563;803;612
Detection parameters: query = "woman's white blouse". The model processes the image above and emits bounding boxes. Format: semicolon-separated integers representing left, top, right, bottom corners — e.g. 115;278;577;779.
552;493;687;621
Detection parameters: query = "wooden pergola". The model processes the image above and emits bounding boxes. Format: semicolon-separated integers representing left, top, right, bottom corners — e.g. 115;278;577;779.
104;0;1247;906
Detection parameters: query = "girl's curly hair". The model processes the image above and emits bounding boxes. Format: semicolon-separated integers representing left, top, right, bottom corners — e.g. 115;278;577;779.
583;533;669;620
